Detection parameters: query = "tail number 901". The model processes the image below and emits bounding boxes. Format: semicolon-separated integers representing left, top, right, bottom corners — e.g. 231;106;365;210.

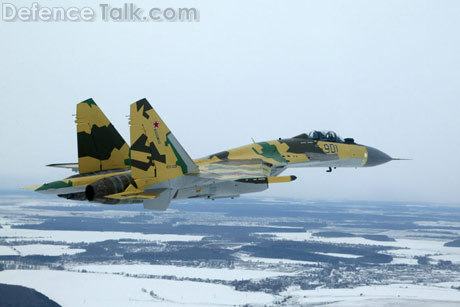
323;143;338;154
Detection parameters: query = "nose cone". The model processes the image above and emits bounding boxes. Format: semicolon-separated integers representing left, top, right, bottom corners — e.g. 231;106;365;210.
365;146;392;167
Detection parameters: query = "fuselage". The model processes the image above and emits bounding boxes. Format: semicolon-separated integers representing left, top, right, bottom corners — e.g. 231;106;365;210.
35;132;392;202
196;134;370;170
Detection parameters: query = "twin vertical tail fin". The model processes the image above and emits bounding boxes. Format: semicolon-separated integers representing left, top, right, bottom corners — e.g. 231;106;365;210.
86;98;197;210
107;98;198;210
129;98;198;189
76;98;130;174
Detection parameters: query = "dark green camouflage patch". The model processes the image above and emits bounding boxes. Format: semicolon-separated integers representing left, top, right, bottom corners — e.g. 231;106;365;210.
81;98;97;107
165;132;188;174
252;142;286;164
77;124;126;159
36;180;72;191
131;134;166;171
209;151;230;160
135;98;153;119
279;138;324;154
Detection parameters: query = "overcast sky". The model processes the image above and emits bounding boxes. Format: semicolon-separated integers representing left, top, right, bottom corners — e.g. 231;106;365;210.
1;0;459;203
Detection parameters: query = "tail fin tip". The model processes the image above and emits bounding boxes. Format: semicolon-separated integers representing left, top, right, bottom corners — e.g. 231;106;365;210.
80;98;97;107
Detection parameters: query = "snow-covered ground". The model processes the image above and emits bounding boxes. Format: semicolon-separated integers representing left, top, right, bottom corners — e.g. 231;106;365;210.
71;264;294;280
0;245;18;256
0;270;274;307
2;270;457;307
281;283;460;306
13;244;85;256
2;196;460;306
390;257;419;265
415;221;460;228
262;231;460;264
314;252;361;259
237;253;319;265
0;225;204;244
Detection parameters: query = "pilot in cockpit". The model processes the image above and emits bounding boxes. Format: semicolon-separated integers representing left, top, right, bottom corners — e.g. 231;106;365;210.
308;130;344;143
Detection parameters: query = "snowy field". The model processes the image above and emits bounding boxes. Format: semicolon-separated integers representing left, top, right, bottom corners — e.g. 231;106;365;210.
237;252;319;265
2;270;460;306
0;225;204;244
0;246;18;256
71;264;294;280
281;284;460;306
0;270;273;307
263;231;460;264
314;252;361;259
2;195;460;306
0;244;84;256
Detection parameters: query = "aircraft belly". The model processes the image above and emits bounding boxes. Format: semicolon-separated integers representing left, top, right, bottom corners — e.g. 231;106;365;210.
145;174;212;190
35;98;395;211
174;181;268;200
289;158;364;168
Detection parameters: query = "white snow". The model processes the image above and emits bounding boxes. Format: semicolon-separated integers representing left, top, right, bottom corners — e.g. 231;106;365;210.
390;257;419;265
0;270;274;307
13;244;85;256
431;253;460;263
314;252;361;259
71;264;293;280
263;231;460;264
281;283;460;306
0;246;18;256
415;221;460;228
238;253;319;265
0;225;204;244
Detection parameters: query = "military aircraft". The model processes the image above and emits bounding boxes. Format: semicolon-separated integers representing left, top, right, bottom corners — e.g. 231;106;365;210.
30;98;396;210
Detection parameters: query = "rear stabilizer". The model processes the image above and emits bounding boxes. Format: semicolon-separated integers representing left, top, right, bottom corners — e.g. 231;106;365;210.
129;98;198;189
106;186;174;211
76;98;130;174
106;185;163;200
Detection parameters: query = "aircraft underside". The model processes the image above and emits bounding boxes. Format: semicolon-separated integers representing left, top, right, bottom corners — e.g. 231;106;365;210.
30;98;395;211
55;167;271;202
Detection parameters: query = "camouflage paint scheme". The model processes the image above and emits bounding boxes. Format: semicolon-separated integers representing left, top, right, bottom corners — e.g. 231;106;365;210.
31;98;393;210
76;98;130;173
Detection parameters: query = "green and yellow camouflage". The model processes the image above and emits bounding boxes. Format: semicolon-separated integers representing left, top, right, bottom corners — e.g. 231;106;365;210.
29;98;396;211
76;98;130;174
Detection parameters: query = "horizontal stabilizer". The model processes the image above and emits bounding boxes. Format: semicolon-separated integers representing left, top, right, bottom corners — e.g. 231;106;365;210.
107;185;174;211
105;185;165;200
47;163;79;172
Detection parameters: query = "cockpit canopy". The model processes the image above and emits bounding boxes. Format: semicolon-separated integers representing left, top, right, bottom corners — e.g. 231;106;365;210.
307;130;344;143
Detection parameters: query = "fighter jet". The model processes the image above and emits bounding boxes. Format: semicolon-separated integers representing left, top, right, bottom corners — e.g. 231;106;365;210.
30;98;396;210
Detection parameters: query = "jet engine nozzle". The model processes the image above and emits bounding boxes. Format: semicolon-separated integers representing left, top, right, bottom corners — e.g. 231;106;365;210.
85;174;134;204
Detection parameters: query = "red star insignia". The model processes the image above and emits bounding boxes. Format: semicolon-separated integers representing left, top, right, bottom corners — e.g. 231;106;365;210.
153;121;159;129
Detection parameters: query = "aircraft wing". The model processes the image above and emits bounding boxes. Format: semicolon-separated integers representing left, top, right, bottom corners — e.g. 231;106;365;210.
195;159;272;182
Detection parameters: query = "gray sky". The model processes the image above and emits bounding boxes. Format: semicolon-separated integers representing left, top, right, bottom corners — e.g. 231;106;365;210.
1;0;459;203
